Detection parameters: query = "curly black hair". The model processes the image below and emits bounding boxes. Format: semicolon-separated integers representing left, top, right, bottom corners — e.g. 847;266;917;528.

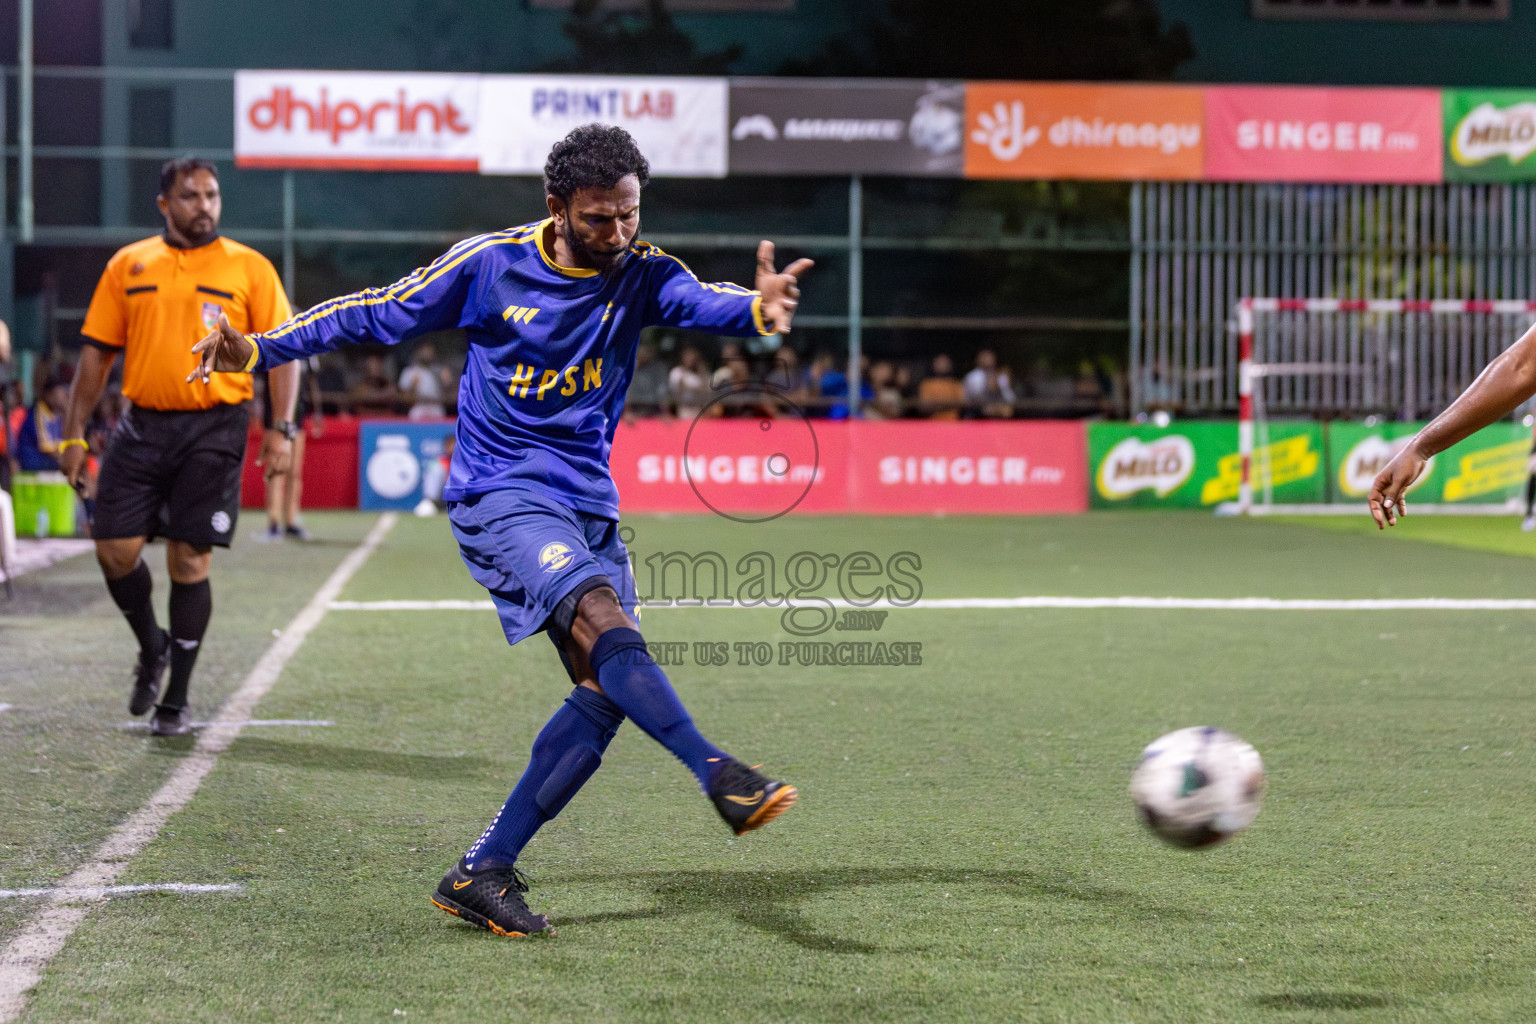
543;123;651;205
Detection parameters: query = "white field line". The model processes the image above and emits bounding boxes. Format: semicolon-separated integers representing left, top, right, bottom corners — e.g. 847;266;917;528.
330;596;1536;612
0;513;397;1024
112;719;335;730
0;705;11;714
0;884;241;901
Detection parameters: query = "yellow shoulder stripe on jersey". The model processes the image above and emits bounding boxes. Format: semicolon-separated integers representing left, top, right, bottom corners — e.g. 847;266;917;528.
263;229;535;339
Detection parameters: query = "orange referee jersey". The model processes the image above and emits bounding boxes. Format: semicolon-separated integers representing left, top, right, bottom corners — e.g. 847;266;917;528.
81;235;292;411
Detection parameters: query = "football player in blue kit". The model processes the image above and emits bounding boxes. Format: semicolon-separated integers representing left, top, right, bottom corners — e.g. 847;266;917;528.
188;124;812;937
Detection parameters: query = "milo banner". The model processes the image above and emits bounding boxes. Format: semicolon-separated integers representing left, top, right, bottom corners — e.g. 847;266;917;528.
1088;421;1324;509
1330;421;1530;504
1444;90;1536;182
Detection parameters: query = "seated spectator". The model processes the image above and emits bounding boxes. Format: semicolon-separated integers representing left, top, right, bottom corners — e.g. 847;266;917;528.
918;353;966;420
964;349;1016;418
399;343;451;420
16;365;71;471
669;346;710;420
818;355;874;420
712;341;747;392
866;360;903;420
350;352;400;417
764;347;810;405
624;340;671;420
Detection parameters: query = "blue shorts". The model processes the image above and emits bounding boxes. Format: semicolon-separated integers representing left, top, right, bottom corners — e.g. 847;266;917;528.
447;488;638;647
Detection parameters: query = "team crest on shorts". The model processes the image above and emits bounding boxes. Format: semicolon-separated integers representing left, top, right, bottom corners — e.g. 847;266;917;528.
539;542;574;573
210;511;231;534
201;301;223;331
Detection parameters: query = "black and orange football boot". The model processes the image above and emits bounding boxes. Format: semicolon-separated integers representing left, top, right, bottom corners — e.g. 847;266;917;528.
432;861;553;938
707;758;799;836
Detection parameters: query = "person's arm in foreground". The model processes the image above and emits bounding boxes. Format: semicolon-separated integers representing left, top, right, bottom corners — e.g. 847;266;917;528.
1370;323;1536;528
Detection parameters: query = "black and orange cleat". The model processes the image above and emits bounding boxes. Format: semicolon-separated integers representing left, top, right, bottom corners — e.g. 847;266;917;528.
129;630;170;717
707;758;799;836
432;861;553;938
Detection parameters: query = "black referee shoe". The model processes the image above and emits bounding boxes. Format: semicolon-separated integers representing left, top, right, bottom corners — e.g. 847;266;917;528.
707;758;799;836
129;630;171;716
150;704;193;737
432;862;552;938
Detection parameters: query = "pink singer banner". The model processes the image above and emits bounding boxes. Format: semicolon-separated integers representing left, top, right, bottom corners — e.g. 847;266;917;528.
609;418;1088;517
1204;86;1442;184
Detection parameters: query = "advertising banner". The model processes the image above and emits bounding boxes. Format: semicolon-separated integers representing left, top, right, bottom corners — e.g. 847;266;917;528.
234;71;480;171
478;75;728;177
1204;86;1442;184
1088;421;1324;509
963;83;1203;181
1444;90;1536;182
609;419;1087;516
358;420;456;511
1329;420;1529;504
728;79;964;177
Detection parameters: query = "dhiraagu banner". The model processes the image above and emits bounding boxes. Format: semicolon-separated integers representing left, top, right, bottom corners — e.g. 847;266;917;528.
1444;90;1536;182
1330;420;1529;503
1088;421;1323;509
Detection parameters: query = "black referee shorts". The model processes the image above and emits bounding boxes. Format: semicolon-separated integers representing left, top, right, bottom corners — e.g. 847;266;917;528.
94;402;250;548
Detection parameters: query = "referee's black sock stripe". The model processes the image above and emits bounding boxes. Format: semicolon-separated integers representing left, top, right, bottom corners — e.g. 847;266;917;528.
104;560;163;658
163;579;212;710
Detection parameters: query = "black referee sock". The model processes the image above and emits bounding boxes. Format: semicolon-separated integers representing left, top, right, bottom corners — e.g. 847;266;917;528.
162;579;212;710
105;560;163;660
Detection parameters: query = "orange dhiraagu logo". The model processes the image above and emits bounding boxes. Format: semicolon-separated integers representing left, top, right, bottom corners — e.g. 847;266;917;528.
964;82;1204;180
724;790;765;806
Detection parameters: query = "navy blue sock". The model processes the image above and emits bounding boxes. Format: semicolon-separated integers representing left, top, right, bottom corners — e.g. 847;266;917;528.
590;628;729;792
464;686;624;871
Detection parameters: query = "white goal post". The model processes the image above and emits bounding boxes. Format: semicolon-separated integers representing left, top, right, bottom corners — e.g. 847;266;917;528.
1231;297;1536;516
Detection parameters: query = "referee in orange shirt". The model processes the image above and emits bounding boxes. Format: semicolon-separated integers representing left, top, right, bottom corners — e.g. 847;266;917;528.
59;157;299;736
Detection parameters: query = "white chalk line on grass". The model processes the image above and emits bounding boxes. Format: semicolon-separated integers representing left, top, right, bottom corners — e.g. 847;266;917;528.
0;704;12;714
112;719;335;731
0;513;398;1024
331;596;1536;612
0;884;241;902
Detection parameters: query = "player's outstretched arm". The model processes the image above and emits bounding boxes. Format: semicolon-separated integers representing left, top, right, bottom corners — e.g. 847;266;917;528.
1370;322;1536;528
187;313;255;383
755;240;814;334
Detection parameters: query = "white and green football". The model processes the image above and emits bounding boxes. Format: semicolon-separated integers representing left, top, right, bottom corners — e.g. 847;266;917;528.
1130;726;1265;848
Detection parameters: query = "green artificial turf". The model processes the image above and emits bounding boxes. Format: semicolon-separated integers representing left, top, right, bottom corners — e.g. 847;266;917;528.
6;511;1536;1022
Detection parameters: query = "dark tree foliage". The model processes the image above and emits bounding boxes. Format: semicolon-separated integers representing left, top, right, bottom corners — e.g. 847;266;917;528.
540;0;744;75
782;0;1194;81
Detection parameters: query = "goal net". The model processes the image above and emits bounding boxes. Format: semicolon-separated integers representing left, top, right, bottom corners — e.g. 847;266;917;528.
1229;297;1536;516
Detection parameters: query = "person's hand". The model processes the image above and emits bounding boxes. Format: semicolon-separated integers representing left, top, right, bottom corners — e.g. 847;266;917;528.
1368;444;1428;529
257;430;293;479
60;442;89;490
187;312;255;383
755;241;814;334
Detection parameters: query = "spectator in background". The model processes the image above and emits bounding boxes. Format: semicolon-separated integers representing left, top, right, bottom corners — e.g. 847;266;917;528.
918;353;965;420
16;365;72;471
315;354;347;416
818;355;874;420
0;317;12;489
894;362;918;417
262;356;323;542
400;343;451;420
624;340;671;420
350;352;399;417
669;345;710;420
764;347;809;405
964;349;1016;418
867;360;903;420
712;341;746;392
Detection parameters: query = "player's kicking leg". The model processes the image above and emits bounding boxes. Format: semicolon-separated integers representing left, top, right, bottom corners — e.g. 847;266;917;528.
432;494;796;937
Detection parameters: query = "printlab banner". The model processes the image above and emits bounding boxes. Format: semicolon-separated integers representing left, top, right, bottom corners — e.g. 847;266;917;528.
963;82;1204;181
478;75;728;177
609;419;1087;516
728;79;965;177
1088;421;1325;509
1204;86;1442;184
1444;90;1536;182
234;71;481;171
1329;421;1529;504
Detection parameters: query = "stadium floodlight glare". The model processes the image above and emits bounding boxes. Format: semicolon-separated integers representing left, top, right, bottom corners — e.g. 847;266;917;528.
1230;297;1536;516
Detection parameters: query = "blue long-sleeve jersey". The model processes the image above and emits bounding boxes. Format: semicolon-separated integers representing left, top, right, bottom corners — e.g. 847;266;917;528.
251;219;771;518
